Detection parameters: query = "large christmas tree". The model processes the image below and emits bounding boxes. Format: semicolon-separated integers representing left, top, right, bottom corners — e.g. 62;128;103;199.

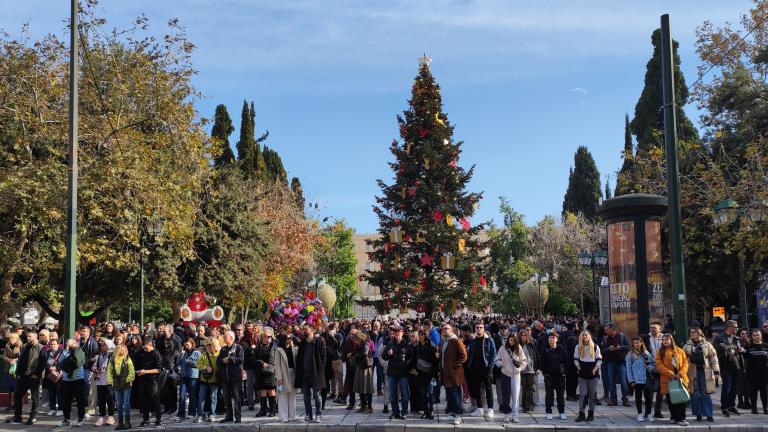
365;56;488;317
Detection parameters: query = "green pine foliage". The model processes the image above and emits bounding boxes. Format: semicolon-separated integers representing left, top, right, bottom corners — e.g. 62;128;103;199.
365;57;488;316
263;145;288;185
614;114;635;196
290;177;306;213
211;104;235;166
236;100;254;171
562;146;602;220
631;29;699;155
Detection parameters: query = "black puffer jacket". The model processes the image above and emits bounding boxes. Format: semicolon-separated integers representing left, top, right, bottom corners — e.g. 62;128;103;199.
539;343;568;377
382;339;414;377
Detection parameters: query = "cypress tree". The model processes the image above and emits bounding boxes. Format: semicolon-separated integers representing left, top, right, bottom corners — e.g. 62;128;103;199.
615;114;635;196
562;146;602;220
235;100;254;173
290;177;305;214
263;146;287;184
605;176;612;200
631;29;699;155
211;104;235;166
251;102;268;180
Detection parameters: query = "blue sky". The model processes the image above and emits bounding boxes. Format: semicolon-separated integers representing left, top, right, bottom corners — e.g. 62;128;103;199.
3;1;752;233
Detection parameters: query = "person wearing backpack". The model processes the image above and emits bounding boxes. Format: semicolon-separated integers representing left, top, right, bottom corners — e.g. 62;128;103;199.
683;327;719;422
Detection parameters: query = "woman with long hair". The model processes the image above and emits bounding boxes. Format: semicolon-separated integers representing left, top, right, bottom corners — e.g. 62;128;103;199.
656;334;690;426
574;330;601;423
495;332;528;423
683;328;719;422
518;329;539;413
626;336;657;422
274;333;298;422
107;343;135;430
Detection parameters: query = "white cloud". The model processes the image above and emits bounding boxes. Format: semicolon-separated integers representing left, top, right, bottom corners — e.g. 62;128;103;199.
571;87;588;96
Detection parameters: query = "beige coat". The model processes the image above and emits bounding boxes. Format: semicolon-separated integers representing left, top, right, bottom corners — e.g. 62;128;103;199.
682;339;720;394
274;346;298;395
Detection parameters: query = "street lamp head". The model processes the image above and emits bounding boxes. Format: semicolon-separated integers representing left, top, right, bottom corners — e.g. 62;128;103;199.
747;200;768;223
713;198;740;226
594;250;608;266
578;251;592;267
540;273;550;283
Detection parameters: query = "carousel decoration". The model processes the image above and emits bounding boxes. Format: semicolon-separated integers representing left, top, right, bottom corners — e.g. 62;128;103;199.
179;291;225;326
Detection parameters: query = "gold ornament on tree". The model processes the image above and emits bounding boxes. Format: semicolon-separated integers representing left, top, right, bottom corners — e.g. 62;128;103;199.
458;238;466;253
445;214;455;226
440;252;456;270
424;157;431;170
389;227;403;243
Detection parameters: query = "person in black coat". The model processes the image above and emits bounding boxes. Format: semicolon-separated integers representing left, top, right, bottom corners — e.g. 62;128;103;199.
253;327;277;418
134;337;163;427
382;324;414;419
563;323;580;401
414;330;438;419
7;332;47;425
295;326;327;422
217;331;245;423
539;332;568;419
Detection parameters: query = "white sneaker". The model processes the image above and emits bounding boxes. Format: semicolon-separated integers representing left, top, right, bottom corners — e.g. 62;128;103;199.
453;415;462;425
546;413;553;420
485;408;495;418
511;416;519;423
74;419;84;427
56;411;63;417
47;410;56;417
647;415;655;422
315;415;322;423
58;419;70;427
559;413;567;420
469;409;483;417
504;415;511;422
637;413;644;422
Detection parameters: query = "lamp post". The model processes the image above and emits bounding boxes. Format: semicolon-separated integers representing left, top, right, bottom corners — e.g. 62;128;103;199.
712;199;767;329
530;272;549;317
139;217;165;326
579;250;608;316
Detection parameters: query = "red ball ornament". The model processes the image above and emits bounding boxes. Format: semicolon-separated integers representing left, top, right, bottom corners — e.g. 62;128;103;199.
403;269;411;278
418;127;430;138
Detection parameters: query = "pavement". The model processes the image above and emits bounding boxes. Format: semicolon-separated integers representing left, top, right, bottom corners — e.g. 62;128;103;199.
4;376;768;431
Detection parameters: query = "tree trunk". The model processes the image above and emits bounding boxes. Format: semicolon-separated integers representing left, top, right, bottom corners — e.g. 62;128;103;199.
242;305;250;325
171;300;181;323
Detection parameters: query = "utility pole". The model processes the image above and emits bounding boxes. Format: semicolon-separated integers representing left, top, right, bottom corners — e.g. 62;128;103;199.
661;14;688;344
63;0;79;340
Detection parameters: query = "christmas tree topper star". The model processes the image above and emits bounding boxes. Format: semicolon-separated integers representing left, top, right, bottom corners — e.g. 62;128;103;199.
419;53;432;68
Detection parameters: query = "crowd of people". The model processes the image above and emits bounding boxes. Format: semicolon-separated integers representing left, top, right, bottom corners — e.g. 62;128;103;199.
1;314;768;427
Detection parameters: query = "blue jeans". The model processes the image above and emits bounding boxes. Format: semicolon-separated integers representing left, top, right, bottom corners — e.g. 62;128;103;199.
198;382;217;417
721;369;738;410
387;375;409;416
177;377;199;418
114;388;131;417
374;358;385;391
445;385;463;416
606;361;628;401
691;369;713;418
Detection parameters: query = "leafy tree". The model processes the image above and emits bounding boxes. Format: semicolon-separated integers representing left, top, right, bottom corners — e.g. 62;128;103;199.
211;104;235;166
486;197;535;315
315;220;358;318
562;146;602;220
365;57;488;316
236;100;268;179
0;9;210;322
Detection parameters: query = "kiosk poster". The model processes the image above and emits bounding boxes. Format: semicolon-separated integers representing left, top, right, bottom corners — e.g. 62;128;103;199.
645;220;665;324
608;221;637;338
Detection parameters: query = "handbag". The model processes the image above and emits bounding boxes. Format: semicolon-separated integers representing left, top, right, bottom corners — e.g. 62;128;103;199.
417;358;433;373
668;379;690;404
46;370;62;383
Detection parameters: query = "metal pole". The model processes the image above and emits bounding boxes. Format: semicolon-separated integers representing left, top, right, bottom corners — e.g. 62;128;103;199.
140;236;145;326
661;14;688;344
739;252;748;329
63;0;79;340
591;263;597;316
